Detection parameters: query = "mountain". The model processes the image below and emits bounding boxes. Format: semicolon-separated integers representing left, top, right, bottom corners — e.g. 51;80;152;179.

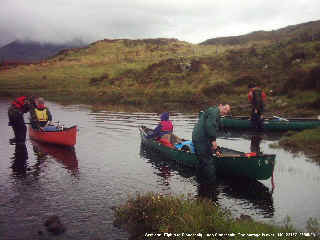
0;39;87;62
201;20;320;45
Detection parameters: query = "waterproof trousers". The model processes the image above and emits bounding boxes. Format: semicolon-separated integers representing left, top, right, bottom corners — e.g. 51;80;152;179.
8;106;27;142
251;109;264;131
193;140;216;183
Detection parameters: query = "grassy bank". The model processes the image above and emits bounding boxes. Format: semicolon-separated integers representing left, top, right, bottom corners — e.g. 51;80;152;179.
113;192;319;239
273;127;320;163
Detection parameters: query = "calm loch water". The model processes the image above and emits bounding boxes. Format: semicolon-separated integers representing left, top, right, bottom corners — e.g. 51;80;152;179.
1;99;319;239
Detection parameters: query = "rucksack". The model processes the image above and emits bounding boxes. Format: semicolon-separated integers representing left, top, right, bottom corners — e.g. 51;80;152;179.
252;89;264;111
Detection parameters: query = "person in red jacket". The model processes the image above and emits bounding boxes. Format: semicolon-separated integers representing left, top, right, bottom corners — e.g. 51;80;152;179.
248;83;267;131
8;96;35;143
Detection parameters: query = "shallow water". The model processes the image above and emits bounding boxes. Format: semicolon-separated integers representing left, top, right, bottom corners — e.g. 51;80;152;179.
1;99;319;239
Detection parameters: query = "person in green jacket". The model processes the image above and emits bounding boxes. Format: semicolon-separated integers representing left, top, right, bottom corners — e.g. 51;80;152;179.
192;104;231;181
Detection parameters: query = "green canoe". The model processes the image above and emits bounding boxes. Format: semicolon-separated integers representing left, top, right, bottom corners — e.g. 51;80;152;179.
220;115;320;131
139;126;275;180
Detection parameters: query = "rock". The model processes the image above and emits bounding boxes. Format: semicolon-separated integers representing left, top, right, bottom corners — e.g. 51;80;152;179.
44;215;66;235
238;214;253;222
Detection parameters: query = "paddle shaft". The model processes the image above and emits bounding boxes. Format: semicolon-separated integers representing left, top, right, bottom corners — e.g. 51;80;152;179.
272;115;289;121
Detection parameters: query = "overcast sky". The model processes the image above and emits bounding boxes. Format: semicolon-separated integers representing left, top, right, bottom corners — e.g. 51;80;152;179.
1;0;319;47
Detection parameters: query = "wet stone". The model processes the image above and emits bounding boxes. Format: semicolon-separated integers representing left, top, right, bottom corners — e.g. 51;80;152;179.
44;215;66;235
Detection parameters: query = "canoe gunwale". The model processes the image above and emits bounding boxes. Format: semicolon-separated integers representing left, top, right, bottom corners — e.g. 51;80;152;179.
222;115;320;122
221;115;320;131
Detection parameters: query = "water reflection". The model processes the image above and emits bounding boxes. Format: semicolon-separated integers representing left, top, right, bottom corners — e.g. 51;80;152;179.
196;181;218;201
217;177;274;217
220;129;283;142
250;134;263;155
10;143;28;179
2;99;319;235
31;140;79;176
140;143;176;191
140;143;274;217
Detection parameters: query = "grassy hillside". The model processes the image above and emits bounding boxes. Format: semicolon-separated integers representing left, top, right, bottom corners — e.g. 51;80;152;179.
201;20;320;46
1;23;320;115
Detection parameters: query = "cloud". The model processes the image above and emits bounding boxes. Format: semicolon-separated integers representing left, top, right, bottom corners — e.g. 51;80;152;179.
0;0;319;46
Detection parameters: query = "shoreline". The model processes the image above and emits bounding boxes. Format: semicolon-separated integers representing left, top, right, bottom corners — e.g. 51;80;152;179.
2;92;320;161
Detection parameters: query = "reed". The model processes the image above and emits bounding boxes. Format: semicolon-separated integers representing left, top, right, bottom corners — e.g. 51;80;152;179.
113;192;316;240
277;127;320;162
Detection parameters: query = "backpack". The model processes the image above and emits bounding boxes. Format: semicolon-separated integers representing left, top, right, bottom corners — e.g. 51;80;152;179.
252;89;264;111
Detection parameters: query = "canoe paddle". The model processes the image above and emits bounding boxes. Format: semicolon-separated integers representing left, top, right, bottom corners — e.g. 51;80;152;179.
272;115;289;121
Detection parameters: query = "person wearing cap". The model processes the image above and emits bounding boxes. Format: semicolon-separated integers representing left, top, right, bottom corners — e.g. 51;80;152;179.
8;96;35;143
192;104;231;180
248;83;267;131
30;97;53;129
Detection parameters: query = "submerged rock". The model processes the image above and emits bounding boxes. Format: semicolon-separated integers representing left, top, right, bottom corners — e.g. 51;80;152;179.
44;215;66;235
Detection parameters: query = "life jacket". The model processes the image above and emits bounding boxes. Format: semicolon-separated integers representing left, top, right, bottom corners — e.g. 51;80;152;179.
158;138;174;148
12;96;27;109
160;120;173;134
34;108;48;122
251;88;264;111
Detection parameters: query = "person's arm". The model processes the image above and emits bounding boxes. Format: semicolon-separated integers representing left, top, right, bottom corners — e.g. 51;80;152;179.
248;91;253;102
262;91;267;102
29;108;41;129
146;124;161;139
46;108;53;122
211;140;218;150
211;140;222;157
205;108;218;146
205;108;223;156
205;108;218;142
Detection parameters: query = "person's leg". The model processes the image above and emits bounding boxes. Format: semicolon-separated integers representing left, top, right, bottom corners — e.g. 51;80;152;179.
200;154;216;179
8;108;17;141
15;113;27;142
257;110;264;131
10;124;19;142
193;141;216;182
251;109;259;129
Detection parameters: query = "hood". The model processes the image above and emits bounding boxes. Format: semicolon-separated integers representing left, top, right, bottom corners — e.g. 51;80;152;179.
160;112;169;121
37;103;45;110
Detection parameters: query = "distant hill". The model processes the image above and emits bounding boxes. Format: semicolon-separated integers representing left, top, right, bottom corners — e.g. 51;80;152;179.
201;20;320;45
0;39;87;62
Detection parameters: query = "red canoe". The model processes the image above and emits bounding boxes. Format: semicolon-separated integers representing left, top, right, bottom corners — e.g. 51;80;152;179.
29;125;77;147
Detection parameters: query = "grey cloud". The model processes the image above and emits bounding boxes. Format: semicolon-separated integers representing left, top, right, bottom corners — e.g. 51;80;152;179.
0;0;319;47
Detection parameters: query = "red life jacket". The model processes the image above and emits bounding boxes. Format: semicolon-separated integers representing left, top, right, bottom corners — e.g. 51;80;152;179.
159;138;174;148
12;96;27;109
160;120;173;133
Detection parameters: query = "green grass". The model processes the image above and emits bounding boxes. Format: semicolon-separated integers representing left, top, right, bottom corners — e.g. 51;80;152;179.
1;38;320;115
277;127;320;162
113;192;319;240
